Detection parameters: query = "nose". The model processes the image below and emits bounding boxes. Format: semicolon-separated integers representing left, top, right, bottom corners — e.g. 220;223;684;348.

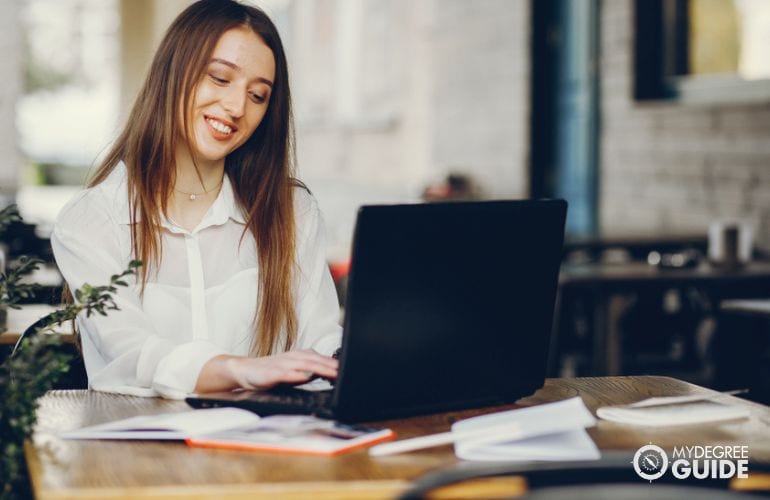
221;86;246;119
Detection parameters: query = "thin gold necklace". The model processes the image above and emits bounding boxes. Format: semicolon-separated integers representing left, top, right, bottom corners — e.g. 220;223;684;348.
174;178;223;201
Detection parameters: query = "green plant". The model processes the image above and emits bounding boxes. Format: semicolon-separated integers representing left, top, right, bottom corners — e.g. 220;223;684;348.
0;256;44;320
0;204;141;499
0;206;44;336
0;205;21;235
0;335;71;500
13;260;142;345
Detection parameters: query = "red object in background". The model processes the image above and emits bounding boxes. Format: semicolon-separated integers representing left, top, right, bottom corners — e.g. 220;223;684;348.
329;259;351;282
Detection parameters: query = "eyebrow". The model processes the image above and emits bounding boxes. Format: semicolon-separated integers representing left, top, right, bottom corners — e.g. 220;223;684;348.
209;58;273;87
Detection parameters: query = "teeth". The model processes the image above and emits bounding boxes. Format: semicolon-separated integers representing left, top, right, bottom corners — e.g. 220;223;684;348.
207;118;232;134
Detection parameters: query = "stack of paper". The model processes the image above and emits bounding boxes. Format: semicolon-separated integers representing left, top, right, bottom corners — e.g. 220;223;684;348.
452;397;600;462
596;394;751;427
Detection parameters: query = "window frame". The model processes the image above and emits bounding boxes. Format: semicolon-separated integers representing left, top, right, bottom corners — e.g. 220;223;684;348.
634;0;770;104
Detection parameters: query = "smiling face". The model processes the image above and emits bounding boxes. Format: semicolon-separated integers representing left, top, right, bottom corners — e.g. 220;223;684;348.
184;26;276;167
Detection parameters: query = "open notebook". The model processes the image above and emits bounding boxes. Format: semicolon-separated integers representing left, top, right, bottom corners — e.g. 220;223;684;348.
61;408;394;455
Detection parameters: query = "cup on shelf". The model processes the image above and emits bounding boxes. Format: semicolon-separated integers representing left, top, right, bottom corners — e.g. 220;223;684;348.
708;219;753;268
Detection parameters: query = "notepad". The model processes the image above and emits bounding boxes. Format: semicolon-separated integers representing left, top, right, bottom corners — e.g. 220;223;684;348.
187;415;395;456
596;395;751;427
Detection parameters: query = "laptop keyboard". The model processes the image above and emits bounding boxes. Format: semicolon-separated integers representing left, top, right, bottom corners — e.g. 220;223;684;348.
256;387;334;411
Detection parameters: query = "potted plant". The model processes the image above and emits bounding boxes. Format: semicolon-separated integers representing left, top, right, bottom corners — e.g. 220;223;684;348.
0;204;140;499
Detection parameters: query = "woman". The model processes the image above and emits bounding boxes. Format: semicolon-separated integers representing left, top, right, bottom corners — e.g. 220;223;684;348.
51;0;341;399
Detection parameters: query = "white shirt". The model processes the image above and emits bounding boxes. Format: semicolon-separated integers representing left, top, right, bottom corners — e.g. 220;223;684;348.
51;164;342;399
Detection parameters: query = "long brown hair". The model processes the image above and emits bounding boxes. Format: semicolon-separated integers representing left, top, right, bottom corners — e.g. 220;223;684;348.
89;0;298;356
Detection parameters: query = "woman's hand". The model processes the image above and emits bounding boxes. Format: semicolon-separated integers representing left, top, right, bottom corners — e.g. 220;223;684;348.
194;349;338;393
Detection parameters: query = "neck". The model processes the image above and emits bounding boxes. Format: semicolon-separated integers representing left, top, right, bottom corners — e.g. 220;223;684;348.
173;143;225;194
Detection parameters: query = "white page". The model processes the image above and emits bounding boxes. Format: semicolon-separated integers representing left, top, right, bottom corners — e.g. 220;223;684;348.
451;397;597;442
627;393;739;408
597;401;750;427
61;408;261;440
451;397;600;461
456;428;600;462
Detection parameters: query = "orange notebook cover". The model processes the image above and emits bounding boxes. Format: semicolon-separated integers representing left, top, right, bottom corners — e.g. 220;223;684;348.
185;414;395;456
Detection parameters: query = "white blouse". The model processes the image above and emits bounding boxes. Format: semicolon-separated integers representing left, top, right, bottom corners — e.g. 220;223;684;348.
51;164;342;399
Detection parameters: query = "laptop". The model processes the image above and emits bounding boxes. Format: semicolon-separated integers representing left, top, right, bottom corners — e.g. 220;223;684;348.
187;199;567;422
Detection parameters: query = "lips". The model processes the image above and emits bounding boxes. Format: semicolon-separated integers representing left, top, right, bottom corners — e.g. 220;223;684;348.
204;115;238;140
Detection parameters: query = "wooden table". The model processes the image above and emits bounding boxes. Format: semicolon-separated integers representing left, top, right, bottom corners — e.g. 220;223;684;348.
557;260;770;375
560;260;770;292
562;233;708;263
26;376;770;499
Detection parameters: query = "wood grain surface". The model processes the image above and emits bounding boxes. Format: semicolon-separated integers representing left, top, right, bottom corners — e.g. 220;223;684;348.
25;376;770;499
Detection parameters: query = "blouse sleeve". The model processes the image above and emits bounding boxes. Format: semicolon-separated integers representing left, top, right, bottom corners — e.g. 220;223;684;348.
51;192;228;399
293;190;343;356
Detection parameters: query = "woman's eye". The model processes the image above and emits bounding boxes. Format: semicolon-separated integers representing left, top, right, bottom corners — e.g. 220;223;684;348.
209;74;228;85
249;93;267;104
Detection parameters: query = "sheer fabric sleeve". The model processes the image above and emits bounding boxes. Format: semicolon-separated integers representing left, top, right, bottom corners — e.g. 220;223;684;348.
51;192;228;399
293;190;343;356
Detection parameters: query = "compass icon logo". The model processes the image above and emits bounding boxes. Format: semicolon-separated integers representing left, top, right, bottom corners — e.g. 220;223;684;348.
633;444;669;481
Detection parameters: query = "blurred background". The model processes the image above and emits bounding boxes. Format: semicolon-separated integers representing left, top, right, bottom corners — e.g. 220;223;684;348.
1;0;770;399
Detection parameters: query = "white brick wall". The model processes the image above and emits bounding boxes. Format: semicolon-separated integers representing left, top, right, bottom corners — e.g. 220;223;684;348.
430;0;530;199
290;0;530;256
600;0;770;249
292;0;529;194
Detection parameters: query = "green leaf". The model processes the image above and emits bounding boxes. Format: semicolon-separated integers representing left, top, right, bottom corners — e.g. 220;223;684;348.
0;204;22;236
2;250;146;496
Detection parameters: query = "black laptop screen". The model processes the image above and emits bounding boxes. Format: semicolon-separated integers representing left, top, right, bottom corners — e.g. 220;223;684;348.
334;200;567;421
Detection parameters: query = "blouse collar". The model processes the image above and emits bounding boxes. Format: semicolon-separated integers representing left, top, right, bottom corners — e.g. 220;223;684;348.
108;163;247;229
